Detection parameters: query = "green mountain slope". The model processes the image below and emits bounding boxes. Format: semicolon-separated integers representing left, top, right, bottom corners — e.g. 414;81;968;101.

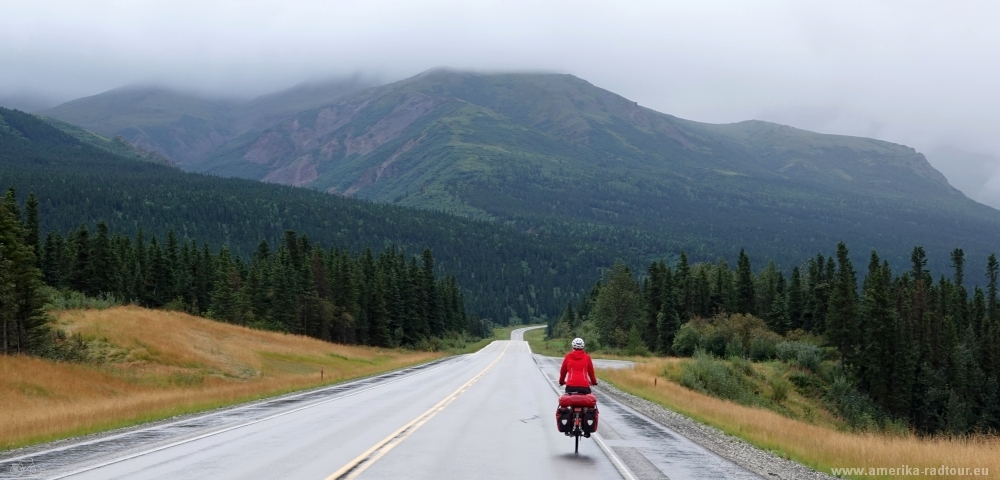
42;116;177;167
38;78;371;167
0;106;609;323
198;69;999;273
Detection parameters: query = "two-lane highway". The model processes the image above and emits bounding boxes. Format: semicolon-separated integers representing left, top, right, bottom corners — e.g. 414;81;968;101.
1;327;760;479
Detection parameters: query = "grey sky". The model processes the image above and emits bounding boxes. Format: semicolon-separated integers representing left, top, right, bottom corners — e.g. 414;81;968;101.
3;0;1000;206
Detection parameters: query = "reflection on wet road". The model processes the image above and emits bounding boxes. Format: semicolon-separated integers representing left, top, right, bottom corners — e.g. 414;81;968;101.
535;356;760;480
1;328;760;480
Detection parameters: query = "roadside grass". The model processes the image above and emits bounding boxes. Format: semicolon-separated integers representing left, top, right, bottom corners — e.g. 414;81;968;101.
523;328;628;360
0;306;443;451
600;359;1000;480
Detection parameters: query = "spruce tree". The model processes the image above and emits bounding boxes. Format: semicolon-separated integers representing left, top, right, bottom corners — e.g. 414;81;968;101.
735;248;754;314
643;261;665;350
693;267;712;317
657;267;680;354
787;266;804;330
827;242;859;365
87;221;115;297
40;232;64;288
0;198;47;354
367;270;393;347
767;272;789;334
422;248;443;337
987;254;999;326
676;252;692;317
23;192;40;264
208;247;239;323
858;252;896;407
68;225;91;294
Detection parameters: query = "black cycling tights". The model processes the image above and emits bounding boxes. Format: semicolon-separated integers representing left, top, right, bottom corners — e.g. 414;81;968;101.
565;386;592;394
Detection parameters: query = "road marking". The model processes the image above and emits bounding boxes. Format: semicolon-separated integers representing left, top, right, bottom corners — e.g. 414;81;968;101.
532;355;638;480
40;352;478;479
326;341;512;480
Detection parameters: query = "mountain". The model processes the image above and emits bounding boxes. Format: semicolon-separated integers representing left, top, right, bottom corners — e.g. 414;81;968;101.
196;69;1000;274
38;77;372;167
0;106;609;323
42;116;177;167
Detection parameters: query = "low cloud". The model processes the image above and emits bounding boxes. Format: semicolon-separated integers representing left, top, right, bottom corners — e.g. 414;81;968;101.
3;0;999;207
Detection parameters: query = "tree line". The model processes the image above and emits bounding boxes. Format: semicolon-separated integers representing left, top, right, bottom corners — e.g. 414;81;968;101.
1;188;483;356
555;244;1000;435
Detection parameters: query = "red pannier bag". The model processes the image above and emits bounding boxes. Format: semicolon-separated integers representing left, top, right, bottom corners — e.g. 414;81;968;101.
558;393;597;408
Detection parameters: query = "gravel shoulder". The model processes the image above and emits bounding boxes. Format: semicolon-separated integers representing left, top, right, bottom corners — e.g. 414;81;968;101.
596;381;838;480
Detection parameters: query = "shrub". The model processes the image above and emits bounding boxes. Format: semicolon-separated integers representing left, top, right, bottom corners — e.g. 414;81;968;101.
826;375;896;431
624;326;650;356
576;320;603;352
725;337;745;358
769;377;790;403
43;287;122;311
675;313;778;359
776;341;823;372
730;355;756;377
672;323;702;356
750;336;777;361
679;350;758;405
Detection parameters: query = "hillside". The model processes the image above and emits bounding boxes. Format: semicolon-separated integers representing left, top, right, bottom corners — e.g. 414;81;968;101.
197;69;1000;274
38;77;371;167
0;306;442;449
0;106;610;322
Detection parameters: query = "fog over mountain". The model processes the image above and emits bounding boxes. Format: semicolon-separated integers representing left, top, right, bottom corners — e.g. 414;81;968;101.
3;1;1000;207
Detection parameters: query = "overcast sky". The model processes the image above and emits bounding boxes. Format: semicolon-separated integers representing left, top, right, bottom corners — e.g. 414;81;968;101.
3;0;1000;207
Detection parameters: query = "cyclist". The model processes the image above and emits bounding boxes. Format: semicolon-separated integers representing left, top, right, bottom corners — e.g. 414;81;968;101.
559;337;597;393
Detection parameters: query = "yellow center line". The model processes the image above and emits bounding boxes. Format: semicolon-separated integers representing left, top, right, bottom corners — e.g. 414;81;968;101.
325;341;512;480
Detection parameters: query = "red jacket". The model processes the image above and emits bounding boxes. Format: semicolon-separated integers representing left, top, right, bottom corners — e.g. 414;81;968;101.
559;350;597;387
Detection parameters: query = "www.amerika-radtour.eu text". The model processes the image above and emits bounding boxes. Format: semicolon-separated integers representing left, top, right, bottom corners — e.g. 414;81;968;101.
830;465;988;476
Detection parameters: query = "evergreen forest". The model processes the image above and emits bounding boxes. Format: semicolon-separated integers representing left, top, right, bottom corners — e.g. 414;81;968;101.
0;106;612;324
0;188;480;356
553;246;1000;435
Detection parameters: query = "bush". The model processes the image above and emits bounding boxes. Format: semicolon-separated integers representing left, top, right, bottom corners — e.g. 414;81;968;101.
769;377;790;403
674;314;779;359
624;326;650;356
750;336;777;361
776;341;823;372
576;320;603;352
826;375;896;431
730;355;756;377
36;328;89;362
672;323;702;356
43;287;122;311
725;337;744;358
679;350;759;405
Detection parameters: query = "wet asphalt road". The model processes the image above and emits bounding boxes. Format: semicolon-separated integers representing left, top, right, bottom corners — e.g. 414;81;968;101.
1;327;759;480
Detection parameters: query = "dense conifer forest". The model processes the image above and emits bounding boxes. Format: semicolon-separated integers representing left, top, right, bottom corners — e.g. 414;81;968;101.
0;106;612;324
554;246;1000;435
0;188;480;355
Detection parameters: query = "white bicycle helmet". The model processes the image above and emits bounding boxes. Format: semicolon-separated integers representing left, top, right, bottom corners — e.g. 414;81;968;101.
572;338;585;350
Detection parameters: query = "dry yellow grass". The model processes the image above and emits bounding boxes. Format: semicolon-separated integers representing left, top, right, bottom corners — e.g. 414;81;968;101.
1;306;442;450
601;360;1000;479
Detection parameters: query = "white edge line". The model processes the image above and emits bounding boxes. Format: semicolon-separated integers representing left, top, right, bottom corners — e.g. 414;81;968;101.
7;355;456;464
522;328;638;480
42;345;499;479
528;345;636;480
